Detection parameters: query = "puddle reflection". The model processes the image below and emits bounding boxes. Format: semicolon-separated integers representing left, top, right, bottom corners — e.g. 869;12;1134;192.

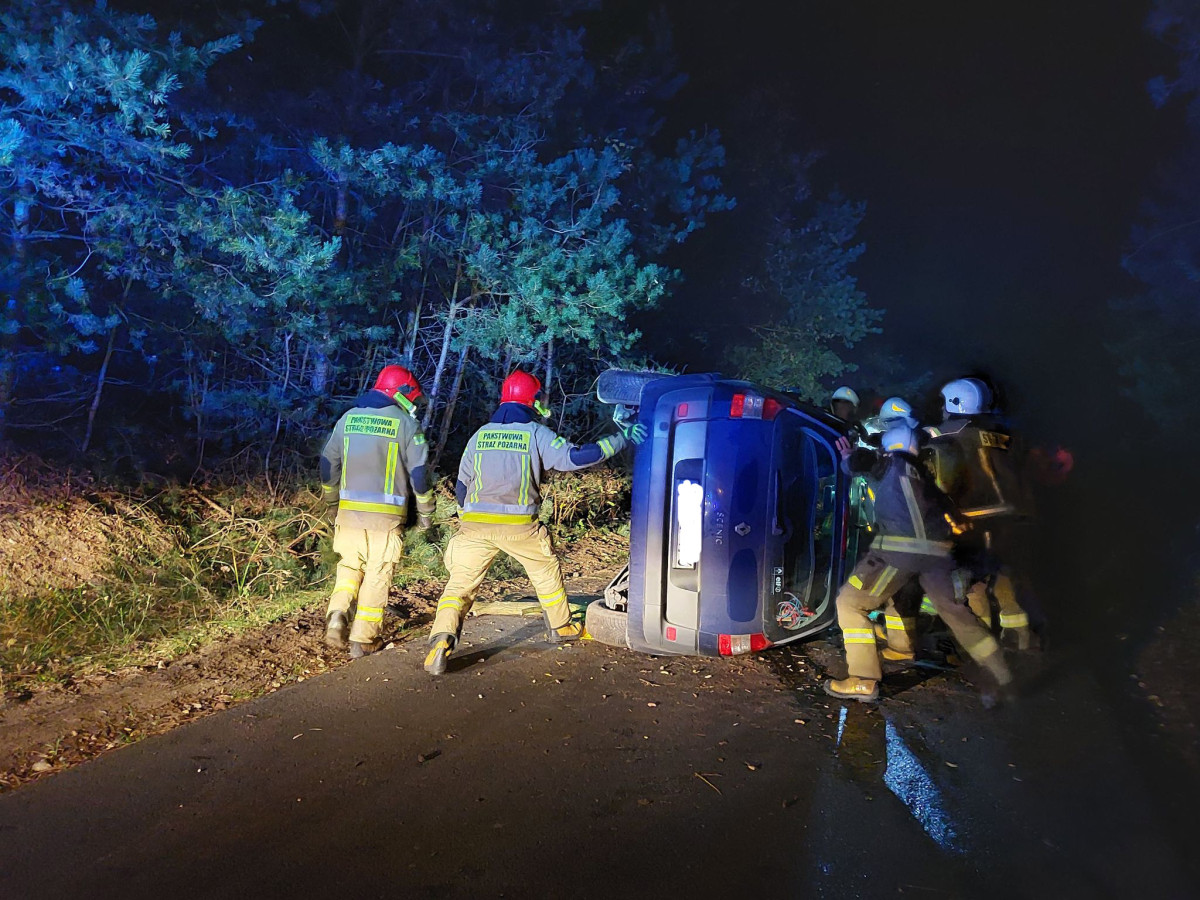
834;705;962;853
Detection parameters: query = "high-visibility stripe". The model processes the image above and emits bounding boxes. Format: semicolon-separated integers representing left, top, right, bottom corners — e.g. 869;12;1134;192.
414;489;434;504
341;437;349;489
1000;612;1029;629
899;473;925;541
356;605;384;623
551;436;567;449
962;504;1017;518
385;441;399;495
848;574;864;589
920;596;936;615
333;579;361;595
876;535;952;555
338;499;404;515
413;432;427;445
870;565;898;597
460;511;536;524
437;597;464;610
598;436;615;459
843;628;876;645
884;615;910;630
518;453;530;507
322;484;338;495
538;589;567;608
469;453;483;504
961;633;1000;658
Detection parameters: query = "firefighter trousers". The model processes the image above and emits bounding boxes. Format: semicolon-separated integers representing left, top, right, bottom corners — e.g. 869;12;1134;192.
879;578;922;654
327;524;404;645
967;571;1031;631
431;520;570;638
837;550;1010;684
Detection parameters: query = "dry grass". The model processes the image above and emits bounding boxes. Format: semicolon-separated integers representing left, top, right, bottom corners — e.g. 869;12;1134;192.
0;456;332;689
0;456;632;694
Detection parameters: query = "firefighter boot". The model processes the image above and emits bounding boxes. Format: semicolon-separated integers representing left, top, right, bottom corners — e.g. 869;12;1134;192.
977;651;1016;709
881;647;916;662
424;633;455;676
325;610;349;649
543;610;587;643
823;676;880;702
349;640;378;659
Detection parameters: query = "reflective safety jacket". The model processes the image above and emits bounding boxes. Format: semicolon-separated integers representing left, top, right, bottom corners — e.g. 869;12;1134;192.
455;403;628;525
846;450;959;557
923;415;1030;521
321;392;435;530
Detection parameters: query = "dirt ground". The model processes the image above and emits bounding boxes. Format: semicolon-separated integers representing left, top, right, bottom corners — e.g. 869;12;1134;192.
0;455;175;600
0;530;629;792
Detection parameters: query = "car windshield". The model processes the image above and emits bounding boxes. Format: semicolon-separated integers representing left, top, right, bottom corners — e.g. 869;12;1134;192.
772;411;839;629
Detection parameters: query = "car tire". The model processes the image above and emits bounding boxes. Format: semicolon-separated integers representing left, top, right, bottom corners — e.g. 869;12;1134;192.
596;368;662;406
585;598;629;648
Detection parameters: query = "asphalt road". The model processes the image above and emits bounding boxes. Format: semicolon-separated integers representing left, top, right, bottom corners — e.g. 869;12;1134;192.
0;609;1194;900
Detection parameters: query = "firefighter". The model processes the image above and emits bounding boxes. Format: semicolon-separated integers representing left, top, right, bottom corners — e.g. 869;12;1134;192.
861;395;918;444
825;424;1012;703
320;365;436;658
861;396;922;661
830;385;860;424
424;370;647;676
924;378;1037;650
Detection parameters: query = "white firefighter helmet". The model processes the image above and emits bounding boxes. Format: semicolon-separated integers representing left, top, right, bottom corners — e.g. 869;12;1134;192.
881;424;920;456
879;396;918;427
831;386;860;408
940;378;991;416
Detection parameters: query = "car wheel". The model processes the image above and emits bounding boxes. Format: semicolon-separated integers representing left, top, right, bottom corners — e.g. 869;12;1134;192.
585;598;629;648
596;368;661;406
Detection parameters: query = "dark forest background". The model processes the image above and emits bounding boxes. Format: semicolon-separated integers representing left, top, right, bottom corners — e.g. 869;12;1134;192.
2;0;1198;481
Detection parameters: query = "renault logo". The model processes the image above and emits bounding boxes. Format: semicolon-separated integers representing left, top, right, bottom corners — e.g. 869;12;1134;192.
735;522;751;536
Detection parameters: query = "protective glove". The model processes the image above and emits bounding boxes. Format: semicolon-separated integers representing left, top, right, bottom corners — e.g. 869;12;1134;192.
617;420;648;446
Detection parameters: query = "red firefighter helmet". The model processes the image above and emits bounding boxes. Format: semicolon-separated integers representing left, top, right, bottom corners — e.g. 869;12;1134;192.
372;365;423;410
501;370;542;406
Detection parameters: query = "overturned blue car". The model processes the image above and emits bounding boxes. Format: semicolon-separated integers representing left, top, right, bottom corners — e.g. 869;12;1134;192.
585;370;858;657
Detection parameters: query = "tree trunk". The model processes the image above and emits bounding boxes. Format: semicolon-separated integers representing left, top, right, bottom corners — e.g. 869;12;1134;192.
81;325;118;454
0;186;32;439
431;346;469;472
310;344;330;395
422;266;462;429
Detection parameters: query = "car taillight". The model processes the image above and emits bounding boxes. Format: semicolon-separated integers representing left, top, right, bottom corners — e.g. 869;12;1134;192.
676;402;689;418
718;633;774;655
731;393;782;420
731;393;764;418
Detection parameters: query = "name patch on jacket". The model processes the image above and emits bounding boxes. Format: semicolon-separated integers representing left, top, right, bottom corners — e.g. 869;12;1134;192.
979;431;1010;450
345;414;400;438
476;429;531;452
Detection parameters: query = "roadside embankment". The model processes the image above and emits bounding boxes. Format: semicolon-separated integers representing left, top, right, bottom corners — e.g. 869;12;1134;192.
0;454;631;790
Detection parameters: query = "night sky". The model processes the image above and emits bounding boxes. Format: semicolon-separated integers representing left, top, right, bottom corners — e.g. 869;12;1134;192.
650;0;1182;436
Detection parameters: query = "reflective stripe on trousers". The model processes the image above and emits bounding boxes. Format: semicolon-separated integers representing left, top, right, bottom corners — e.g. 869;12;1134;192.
431;520;569;638
327;524;404;644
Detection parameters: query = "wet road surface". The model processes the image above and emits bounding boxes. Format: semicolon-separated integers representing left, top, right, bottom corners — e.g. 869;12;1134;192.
0;607;1194;900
